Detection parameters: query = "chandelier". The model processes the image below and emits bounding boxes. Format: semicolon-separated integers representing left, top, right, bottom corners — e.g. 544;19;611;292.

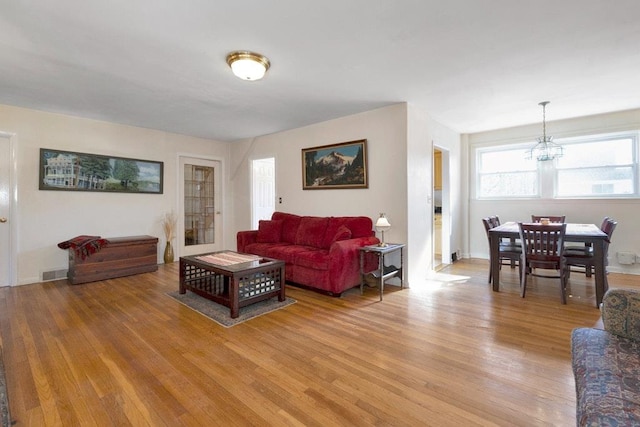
525;101;563;161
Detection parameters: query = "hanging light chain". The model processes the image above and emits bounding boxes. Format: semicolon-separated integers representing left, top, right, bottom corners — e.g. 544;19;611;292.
539;101;550;141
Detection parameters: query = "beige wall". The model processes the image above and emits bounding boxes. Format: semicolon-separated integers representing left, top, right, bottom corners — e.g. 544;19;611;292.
0;104;230;285
3;101;463;287
230;103;462;286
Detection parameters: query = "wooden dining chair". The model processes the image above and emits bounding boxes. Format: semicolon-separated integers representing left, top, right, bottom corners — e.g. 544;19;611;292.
482;217;521;284
518;222;568;304
564;218;617;279
531;215;566;223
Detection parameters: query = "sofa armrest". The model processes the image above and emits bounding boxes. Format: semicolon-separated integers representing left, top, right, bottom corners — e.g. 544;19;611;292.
329;236;379;256
328;236;380;288
602;288;640;341
237;230;258;253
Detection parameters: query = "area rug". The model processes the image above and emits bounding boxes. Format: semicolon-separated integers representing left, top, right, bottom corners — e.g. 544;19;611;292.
0;349;11;427
167;291;296;328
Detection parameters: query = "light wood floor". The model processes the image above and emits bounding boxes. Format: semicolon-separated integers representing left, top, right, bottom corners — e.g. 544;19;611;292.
1;259;638;426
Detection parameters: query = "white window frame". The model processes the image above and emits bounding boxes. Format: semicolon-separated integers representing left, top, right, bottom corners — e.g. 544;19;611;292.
474;131;640;200
475;142;540;199
553;132;638;199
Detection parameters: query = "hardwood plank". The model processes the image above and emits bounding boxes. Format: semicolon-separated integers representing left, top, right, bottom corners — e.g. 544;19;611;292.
1;258;635;426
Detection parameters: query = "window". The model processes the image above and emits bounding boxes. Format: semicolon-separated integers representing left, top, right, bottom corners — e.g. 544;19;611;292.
184;164;215;245
477;145;538;198
475;131;639;199
556;136;636;197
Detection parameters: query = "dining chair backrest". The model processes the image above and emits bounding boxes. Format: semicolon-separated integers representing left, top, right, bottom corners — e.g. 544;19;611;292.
518;222;567;269
481;217;494;242
531;215;566;223
602;218;618;256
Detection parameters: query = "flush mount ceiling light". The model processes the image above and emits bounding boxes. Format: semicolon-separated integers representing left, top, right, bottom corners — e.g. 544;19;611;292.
525;101;564;162
226;51;270;81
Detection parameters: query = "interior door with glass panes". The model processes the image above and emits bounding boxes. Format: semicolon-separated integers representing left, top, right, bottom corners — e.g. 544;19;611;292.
179;156;222;256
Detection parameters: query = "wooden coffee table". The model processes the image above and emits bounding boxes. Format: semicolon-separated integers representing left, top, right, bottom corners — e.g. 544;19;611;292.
179;251;285;318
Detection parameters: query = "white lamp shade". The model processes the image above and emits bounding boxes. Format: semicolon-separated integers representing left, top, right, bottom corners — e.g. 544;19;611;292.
375;215;391;230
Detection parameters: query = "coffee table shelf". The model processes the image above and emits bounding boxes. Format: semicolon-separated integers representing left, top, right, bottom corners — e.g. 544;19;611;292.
179;252;285;318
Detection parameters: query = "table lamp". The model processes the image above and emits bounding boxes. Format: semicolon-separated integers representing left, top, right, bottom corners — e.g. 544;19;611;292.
375;213;391;247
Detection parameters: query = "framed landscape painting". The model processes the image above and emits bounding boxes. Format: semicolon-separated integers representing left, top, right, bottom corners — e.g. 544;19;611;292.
39;148;163;194
301;139;368;190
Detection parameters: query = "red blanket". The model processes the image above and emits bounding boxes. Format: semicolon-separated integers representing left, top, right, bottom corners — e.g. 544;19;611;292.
57;235;109;260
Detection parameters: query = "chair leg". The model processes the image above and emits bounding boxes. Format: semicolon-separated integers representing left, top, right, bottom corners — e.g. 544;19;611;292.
520;264;527;298
518;261;523;282
560;269;567;305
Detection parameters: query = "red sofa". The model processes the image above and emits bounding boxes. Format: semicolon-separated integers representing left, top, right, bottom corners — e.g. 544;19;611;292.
237;212;379;295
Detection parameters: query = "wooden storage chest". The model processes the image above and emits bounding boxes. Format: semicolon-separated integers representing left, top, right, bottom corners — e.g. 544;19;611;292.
68;235;158;284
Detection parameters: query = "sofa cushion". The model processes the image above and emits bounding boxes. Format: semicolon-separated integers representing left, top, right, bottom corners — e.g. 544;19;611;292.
261;244;313;265
322;216;373;247
572;327;640;425
340;216;374;238
295;216;329;248
295;247;330;270
244;242;289;257
333;225;352;242
256;220;283;243
272;212;302;244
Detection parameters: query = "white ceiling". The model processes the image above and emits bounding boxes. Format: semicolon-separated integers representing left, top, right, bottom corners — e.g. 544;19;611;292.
1;1;639;142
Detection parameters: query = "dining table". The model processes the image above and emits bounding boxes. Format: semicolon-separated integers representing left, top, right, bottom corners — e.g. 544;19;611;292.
489;222;608;307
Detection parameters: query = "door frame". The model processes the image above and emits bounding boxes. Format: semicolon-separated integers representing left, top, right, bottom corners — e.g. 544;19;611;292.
1;131;18;286
176;153;225;257
433;144;451;269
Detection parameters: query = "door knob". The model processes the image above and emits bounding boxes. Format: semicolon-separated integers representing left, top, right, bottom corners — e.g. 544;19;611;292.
0;217;7;223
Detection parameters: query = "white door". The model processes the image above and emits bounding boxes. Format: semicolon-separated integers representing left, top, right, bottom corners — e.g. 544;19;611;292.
0;134;13;286
251;157;275;229
179;156;223;256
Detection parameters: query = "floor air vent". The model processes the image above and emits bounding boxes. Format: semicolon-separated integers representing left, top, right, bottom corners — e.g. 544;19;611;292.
42;269;68;281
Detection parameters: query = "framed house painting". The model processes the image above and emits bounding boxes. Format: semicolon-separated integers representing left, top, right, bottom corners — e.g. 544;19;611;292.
39;148;163;194
301;139;368;190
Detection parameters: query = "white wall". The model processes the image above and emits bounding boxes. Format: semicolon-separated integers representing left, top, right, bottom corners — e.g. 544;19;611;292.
428;113;463;264
3;101;463;287
406;105;462;282
466;108;640;274
231;103;462;286
0;104;231;285
231;104;409;278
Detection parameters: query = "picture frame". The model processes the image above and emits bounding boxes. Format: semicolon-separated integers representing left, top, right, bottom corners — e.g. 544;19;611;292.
39;148;163;194
301;139;368;190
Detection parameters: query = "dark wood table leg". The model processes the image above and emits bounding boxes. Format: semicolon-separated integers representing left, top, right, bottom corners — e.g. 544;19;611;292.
179;259;186;294
278;266;286;302
230;277;240;319
490;233;500;292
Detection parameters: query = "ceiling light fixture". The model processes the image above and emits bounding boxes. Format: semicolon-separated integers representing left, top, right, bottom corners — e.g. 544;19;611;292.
226;51;270;81
526;101;563;162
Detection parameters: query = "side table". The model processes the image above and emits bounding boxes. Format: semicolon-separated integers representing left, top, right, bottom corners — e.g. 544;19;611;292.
359;243;405;301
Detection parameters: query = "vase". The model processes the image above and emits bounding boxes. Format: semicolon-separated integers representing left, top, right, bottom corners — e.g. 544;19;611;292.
164;241;174;264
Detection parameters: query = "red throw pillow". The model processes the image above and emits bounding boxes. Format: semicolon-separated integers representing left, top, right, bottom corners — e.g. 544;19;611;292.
256;220;283;243
332;225;352;243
